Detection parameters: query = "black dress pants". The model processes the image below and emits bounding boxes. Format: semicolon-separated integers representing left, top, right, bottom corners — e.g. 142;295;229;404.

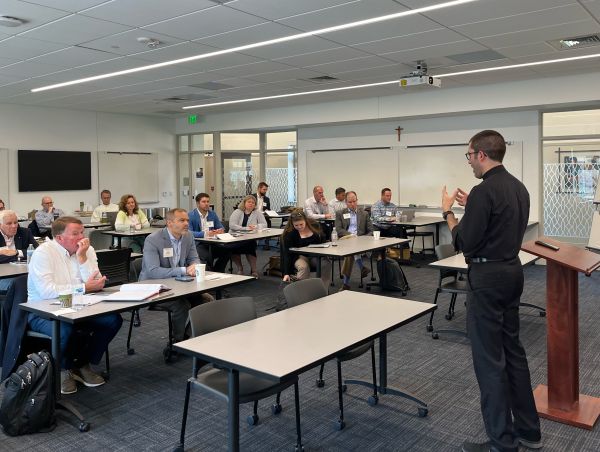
466;258;541;452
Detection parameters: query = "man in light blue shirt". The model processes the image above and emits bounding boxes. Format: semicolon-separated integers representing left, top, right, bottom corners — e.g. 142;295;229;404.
35;196;65;233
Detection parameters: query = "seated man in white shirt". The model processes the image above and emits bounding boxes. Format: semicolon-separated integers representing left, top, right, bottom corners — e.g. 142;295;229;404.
304;185;333;220
90;189;119;223
27;216;123;395
35;196;65;234
328;187;347;214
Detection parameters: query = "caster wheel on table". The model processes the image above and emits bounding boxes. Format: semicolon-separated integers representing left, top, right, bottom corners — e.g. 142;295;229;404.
418;407;428;417
367;395;378;406
247;414;259;426
271;403;282;415
335;419;346;431
79;421;90;432
316;379;325;388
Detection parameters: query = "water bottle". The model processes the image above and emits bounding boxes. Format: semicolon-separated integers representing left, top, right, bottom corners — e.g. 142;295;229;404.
395;208;402;222
101;211;107;224
331;228;338;246
26;244;35;265
72;278;85;310
130;223;135;233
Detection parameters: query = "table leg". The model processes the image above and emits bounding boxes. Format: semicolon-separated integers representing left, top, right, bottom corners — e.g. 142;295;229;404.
316;257;322;278
344;333;428;417
116;236;122;248
435;223;440;246
228;369;240;452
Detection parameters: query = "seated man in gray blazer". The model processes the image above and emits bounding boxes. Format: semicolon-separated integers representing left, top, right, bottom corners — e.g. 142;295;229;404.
335;191;374;290
139;208;212;342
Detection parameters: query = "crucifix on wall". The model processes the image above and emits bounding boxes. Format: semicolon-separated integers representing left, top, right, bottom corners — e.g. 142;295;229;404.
395;126;403;142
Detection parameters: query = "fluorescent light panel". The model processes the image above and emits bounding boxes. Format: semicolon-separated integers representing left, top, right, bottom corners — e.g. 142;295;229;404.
31;0;477;93
183;52;600;110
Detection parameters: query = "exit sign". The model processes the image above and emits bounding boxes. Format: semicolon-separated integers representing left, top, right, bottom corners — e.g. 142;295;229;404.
188;115;198;124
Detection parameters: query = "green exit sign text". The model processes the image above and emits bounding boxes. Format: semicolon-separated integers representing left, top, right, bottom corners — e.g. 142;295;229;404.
188;115;198;124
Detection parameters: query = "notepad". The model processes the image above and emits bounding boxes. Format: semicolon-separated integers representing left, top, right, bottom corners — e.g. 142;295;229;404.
103;284;171;302
265;210;279;217
307;243;331;248
216;233;236;241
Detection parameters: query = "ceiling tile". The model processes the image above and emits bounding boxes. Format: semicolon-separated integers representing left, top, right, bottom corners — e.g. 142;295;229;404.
0;60;68;78
0;36;68;60
274;46;370;67
405;0;580;27
80;0;215;27
354;28;466;55
582;0;600;21
18;1;109;13
239;36;340;60
276;0;410;30
454;4;591;39
495;42;558;58
81;29;187;57
130;42;220;63
476;19;600;48
0;0;71;35
141;7;266;41
19;14;133;45
308;55;398;74
30;46;120;68
226;0;355;20
381;40;488;65
194;22;300;50
243;67;328;83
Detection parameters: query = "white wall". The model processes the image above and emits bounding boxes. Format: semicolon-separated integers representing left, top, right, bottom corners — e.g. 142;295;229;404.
0;104;175;216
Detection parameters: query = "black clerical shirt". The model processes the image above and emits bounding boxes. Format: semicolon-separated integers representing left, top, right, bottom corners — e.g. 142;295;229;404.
451;165;529;261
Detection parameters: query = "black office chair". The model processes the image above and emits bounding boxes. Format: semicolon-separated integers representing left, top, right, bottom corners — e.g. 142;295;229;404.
175;297;303;452
283;279;378;430
28;220;51;239
406;227;435;254
426;244;468;339
96;248;132;286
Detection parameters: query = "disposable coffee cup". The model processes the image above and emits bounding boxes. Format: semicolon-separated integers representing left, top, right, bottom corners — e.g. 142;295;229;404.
257;223;265;231
373;231;381;240
195;263;206;282
58;285;73;308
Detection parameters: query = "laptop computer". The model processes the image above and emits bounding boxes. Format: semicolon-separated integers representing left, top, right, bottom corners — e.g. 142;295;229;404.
402;210;415;221
106;211;118;229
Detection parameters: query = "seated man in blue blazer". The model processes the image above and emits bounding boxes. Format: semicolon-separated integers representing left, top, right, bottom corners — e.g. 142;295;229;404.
140;208;212;342
188;192;230;273
0;210;39;293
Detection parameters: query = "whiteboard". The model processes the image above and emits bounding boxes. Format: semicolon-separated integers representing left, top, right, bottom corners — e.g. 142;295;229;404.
399;142;523;206
306;148;399;204
98;152;159;204
0;148;7;203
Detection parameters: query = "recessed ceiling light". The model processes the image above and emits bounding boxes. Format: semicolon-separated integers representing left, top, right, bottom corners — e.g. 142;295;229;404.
182;52;600;110
31;0;478;93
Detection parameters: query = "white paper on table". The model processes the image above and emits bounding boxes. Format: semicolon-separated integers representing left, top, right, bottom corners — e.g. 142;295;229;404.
73;295;105;306
265;210;278;217
216;233;236;241
204;273;232;281
54;308;76;316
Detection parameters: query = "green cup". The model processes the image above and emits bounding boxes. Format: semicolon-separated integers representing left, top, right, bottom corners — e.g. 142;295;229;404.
58;286;73;308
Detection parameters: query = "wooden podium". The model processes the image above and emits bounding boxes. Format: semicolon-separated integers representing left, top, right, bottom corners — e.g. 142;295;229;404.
522;237;600;429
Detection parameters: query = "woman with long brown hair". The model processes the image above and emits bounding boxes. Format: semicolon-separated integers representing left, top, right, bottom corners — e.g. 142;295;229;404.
280;209;325;282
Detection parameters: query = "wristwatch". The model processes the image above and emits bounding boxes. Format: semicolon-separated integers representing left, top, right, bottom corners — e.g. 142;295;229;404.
442;210;454;220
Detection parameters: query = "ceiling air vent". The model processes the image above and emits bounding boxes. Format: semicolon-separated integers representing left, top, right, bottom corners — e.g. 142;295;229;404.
159;94;214;103
305;75;339;83
548;34;600;50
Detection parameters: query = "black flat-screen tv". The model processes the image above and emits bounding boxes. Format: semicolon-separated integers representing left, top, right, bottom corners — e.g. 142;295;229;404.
18;150;92;192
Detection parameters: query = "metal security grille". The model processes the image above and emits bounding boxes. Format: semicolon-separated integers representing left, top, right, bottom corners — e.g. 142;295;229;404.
265;168;297;211
543;163;598;238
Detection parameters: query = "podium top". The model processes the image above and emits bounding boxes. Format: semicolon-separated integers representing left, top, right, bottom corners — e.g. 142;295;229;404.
522;237;600;276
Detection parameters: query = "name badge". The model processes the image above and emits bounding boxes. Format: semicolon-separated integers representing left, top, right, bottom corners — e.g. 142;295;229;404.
385;211;392;216
207;221;214;228
163;248;174;258
343;213;351;219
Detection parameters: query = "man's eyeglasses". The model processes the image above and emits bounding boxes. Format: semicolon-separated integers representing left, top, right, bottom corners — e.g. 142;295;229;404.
465;151;480;161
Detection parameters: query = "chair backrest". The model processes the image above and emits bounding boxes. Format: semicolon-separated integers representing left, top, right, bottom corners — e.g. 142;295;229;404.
96;248;132;287
189;297;256;337
89;229;113;250
106;211;118;229
435;244;456;260
28;220;51;238
283;278;328;308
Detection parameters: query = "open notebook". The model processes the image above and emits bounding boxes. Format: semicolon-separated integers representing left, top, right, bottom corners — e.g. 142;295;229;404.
103;283;171;302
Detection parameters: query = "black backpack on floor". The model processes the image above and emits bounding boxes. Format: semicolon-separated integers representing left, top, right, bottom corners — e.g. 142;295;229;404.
377;257;410;295
0;350;56;436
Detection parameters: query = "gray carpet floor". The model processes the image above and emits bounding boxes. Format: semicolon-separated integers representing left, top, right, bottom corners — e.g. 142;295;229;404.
1;249;599;451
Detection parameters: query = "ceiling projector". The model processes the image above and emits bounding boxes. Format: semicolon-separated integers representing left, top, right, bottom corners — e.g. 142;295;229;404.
399;61;441;88
399;75;441;88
